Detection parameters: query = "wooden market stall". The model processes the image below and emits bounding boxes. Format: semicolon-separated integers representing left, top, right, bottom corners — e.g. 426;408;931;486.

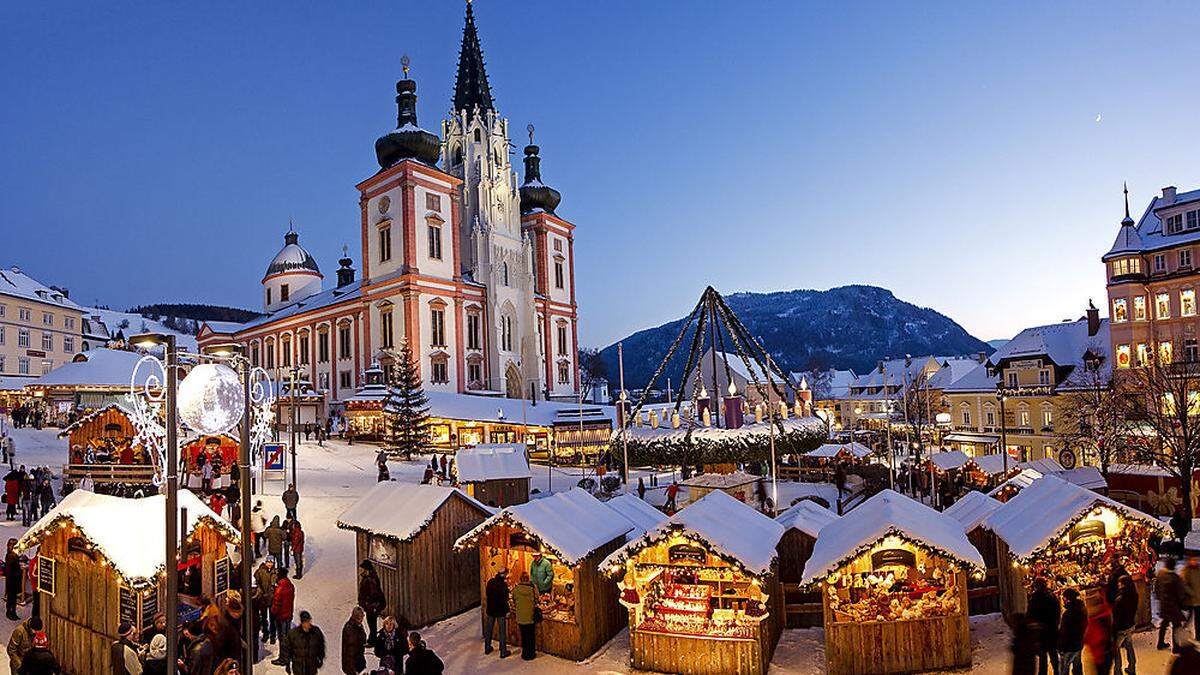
603;490;787;675
680;471;763;508
337;483;491;627
805;442;873;464
942;490;1004;615
182;434;239;487
453;488;638;661
801;489;984;675
963;454;1019;490
57;399;157;489
775;499;839;627
454;444;532;507
982;474;1168;626
14;489;238;674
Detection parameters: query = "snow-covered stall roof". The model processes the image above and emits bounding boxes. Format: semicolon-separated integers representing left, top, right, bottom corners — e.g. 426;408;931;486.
1019;458;1065;474
929;450;971;471
775;499;839;539
603;494;667;541
942;490;1003;532
601;490;786;577
454;444;532;483
800;489;984;585
15;489;238;589
807;442;873;459
988;468;1043;497
982;475;1170;562
623;416;824;444
968;453;1016;476
56;397;140;438
0;375;34;392
337;483;489;542
1056;467;1106;491
681;470;761;489
29;348;157;389
454;488;633;566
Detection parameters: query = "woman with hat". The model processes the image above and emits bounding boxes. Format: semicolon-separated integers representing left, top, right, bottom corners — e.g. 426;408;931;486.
17;631;59;675
143;634;168;675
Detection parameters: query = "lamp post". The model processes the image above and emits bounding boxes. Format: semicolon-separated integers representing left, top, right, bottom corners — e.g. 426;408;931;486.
998;391;1010;475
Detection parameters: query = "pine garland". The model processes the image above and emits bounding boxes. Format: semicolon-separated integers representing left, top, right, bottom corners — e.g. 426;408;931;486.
383;340;431;458
623;421;824;466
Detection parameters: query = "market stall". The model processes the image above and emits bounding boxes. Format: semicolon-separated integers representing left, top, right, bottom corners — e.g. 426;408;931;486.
680;470;764;508
453;488;635;660
942;490;1003;615
964;454;1019;489
801;489;984;675
337;483;491;627
1106;464;1200;516
775;499;838;627
454;444;531;507
57;399;157;488
182;434;238;488
983;474;1168;626
805;442;873;463
603;490;787;675
14;489;238;674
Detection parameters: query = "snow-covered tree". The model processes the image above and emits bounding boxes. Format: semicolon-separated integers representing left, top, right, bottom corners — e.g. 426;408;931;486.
383;339;430;458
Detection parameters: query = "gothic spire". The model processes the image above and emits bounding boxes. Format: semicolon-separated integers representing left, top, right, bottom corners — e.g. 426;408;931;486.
453;0;495;114
1122;181;1133;224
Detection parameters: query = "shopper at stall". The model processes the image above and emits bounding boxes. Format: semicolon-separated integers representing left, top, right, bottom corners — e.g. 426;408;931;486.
1027;577;1060;675
1057;588;1086;675
110;621;142;675
5;538;23;620
1157;557;1187;651
483;570;509;658
1112;574;1138;675
530;553;553;595
7;616;41;671
357;561;386;644
143;634;168;675
17;631;59;675
512;572;538;661
341;606;367;675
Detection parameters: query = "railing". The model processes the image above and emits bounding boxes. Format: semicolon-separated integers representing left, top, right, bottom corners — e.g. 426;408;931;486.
61;463;157;485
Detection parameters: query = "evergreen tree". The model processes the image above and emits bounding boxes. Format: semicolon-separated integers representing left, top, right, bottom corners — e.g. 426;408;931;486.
383;339;431;458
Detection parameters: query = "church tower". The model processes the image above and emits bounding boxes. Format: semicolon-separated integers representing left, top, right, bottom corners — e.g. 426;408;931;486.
442;2;543;398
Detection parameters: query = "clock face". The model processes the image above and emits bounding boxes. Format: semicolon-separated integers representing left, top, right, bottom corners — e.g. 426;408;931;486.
378;196;391;215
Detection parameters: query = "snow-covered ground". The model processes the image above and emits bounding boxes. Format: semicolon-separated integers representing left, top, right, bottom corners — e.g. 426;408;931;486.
0;425;1188;673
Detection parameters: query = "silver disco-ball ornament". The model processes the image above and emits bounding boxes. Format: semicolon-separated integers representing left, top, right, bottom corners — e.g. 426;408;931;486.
177;363;245;435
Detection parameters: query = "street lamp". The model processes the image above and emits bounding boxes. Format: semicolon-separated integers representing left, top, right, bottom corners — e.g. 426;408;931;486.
997;391;1010;475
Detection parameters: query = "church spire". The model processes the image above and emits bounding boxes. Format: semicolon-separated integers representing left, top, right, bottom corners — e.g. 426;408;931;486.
453;0;495;114
1122;181;1133;224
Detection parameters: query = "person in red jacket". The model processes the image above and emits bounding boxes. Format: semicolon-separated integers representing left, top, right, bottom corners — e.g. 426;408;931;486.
290;520;305;580
270;567;296;648
1083;594;1114;675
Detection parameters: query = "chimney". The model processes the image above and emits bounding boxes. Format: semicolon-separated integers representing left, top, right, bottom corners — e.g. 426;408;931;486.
336;253;356;288
1163;186;1178;205
977;351;987;363
1086;299;1100;336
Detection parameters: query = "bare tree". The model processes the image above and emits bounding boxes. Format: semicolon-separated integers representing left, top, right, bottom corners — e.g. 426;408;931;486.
578;347;608;402
895;368;940;462
1055;360;1131;478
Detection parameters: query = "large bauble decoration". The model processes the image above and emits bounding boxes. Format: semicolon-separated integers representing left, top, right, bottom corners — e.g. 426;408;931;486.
178;363;245;435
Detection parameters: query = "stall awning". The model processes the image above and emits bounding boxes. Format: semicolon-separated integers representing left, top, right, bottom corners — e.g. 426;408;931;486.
944;432;999;445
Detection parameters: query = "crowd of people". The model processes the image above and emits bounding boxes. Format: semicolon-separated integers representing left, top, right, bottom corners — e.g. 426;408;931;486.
6;406;44;430
3;465;56;527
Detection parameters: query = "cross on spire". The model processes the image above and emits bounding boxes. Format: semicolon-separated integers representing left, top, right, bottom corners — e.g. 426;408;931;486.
453;0;495;114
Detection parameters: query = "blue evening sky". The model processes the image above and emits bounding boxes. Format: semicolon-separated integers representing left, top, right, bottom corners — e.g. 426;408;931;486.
2;2;1198;347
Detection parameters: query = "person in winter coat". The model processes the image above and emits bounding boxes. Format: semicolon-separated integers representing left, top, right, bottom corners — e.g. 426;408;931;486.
6;537;24;620
110;621;142;675
373;615;408;670
403;632;443;675
529;553;553;595
263;516;287;563
7;616;41;671
290;519;306;579
143;634;168;675
282;484;299;520
1057;587;1086;675
182;623;215;675
1112;574;1138;675
1183;554;1200;636
1026;577;1060;675
357;561;386;644
278;611;326;675
141;613;167;647
253;558;277;643
1009;612;1039;675
250;501;268;557
378;461;391;483
1158;557;1187;650
483;570;510;657
1084;594;1114;675
341;606;367;675
17;632;59;675
4;467;22;520
271;567;296;645
511;572;538;661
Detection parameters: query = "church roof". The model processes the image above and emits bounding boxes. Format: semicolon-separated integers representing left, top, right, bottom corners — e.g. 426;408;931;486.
453;1;495;114
265;231;321;278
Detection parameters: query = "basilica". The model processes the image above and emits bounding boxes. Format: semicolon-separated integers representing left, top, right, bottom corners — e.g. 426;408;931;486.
198;4;580;404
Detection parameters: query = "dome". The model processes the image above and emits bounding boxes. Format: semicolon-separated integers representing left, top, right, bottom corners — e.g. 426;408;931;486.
376;78;441;169
519;144;562;215
265;231;321;278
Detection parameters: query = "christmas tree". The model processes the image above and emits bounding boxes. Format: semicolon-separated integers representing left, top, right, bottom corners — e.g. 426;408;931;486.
383;338;431;458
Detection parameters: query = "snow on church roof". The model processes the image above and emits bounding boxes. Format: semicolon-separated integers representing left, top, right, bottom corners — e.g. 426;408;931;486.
15;489;238;589
800;489;984;585
455;488;633;566
337;483;490;542
602;490;786;577
982;475;1169;562
942;490;1003;532
454;444;532;483
776;499;839;539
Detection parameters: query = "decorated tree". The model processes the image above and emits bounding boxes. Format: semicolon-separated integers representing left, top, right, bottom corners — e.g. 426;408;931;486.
383;339;430;458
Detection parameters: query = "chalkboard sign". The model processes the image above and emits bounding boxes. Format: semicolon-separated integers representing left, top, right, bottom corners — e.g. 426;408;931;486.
871;548;916;570
214;558;230;596
140;590;159;630
37;557;56;596
119;586;136;626
668;544;707;565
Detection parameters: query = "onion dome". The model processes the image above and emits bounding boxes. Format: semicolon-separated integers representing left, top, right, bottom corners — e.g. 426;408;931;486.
265;231;321;278
519;127;561;215
375;61;441;169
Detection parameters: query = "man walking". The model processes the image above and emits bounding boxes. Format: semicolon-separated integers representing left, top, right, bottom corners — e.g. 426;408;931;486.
1026;577;1059;675
1112;574;1138;675
1157;557;1186;651
483;570;510;658
1182;554;1200;638
278;610;326;675
5;538;22;620
282;483;299;520
340;607;367;675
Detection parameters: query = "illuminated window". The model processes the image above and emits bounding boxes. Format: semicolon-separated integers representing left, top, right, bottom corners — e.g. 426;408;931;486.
1116;344;1131;369
1160;341;1174;364
1111;257;1142;277
1133;296;1147;321
1183;289;1196;317
1112;298;1128;323
1136;342;1150;367
1157;293;1171;319
1042;408;1053;429
1018;409;1030;427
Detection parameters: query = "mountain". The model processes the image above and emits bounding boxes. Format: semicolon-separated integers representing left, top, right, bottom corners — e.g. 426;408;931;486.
127;303;262;325
599;285;992;390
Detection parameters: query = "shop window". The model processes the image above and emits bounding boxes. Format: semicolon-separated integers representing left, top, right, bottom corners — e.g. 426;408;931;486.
1133;296;1146;321
1112;298;1128;323
1156;293;1171;319
1116;344;1131;369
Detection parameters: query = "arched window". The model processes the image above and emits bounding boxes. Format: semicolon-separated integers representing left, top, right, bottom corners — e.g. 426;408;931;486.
452;145;463;165
473;128;481;143
501;262;509;286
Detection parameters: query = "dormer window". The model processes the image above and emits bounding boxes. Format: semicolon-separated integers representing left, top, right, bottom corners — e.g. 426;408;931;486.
1111;257;1142;278
1168;213;1184;234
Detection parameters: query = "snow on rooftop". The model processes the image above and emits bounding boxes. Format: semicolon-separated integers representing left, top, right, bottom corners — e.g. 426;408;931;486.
807;442;872;459
454;488;633;566
1019;458;1065;474
968;453;1015;476
942;490;1003;532
454;444;532;483
57;397;139;438
15;489;237;588
681;470;761;489
337;482;489;542
0;266;81;310
930;450;971;471
988;468;1043;497
775;499;839;538
602;493;667;541
800;489;984;585
602;490;786;577
623;416;824;444
30;349;158;389
1055;466;1107;491
983;475;1169;561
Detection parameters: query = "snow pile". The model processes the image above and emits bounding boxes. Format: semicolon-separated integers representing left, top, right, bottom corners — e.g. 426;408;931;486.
982;475;1170;561
602;490;786;577
337;483;489;542
454;488;633;566
775;499;838;538
602;494;667;541
929;450;970;471
942;490;1003;533
15;489;238;588
968;454;1015;476
806;442;872;459
800;489;984;585
681;470;761;489
454;444;531;483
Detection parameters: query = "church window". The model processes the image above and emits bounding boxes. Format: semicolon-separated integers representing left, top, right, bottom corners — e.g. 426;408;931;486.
251;342;260;367
466;312;481;350
1156;292;1171;319
381;308;395;348
467;361;482;387
553;238;562;252
428;223;443;260
501;315;513;352
1184;289;1197;317
473;128;481;143
282;336;292;367
280;284;290;302
338;324;351;359
1133;296;1146;321
501;262;509;286
452;146;463;165
556;323;568;355
1112;298;1127;323
431;306;446;348
431;357;449;384
557;362;570;385
265;340;275;369
317;330;329;363
379;225;392;263
425;193;441;211
554;261;564;290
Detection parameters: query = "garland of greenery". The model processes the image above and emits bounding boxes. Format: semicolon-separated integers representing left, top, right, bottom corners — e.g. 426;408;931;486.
623;419;825;466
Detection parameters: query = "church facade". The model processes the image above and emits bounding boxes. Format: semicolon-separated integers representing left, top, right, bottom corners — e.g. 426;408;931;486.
198;4;580;403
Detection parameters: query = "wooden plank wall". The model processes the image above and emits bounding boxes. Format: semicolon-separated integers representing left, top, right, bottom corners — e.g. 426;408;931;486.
67;408;137;451
631;631;764;675
466;478;530;508
777;530;822;627
40;527;128;674
967;527;1000;615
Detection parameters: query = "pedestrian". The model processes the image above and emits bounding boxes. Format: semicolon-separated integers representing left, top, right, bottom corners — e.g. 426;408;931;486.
201;455;214;493
207;591;243;666
1083;594;1114;675
1026;577;1060;675
1057;587;1086;675
341;606;367;675
304;423;312;442
271;567;296;647
664;481;679;513
1158;557;1187;651
253;557;277;644
281;517;294;568
277;610;326;675
6;537;23;620
208;491;227;520
141;612;167;646
264;516;286;563
530;552;553;595
282;483;299;520
483;570;510;657
373;615;408;670
143;633;168;675
378;461;390;483
7;616;41;672
290;518;306;579
511;572;538;661
1111;575;1138;675
357;561;386;644
110;620;142;675
1171;507;1190;548
637;477;645;500
1010;612;1039;675
182;622;215;675
439;454;447;478
402;632;443;675
3;466;20;520
1182;554;1200;638
250;501;267;558
17;631;59;675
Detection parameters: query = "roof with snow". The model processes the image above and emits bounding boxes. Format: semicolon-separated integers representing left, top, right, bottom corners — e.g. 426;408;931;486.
929;450;971;471
681;470;761;489
927;357;986;390
983;475;1169;561
988;468;1043;497
238;280;362;332
56;397;140;438
454;488;633;566
0;375;34;392
623;416;824;444
82;307;198;352
807;442;873;459
602;494;667;541
1103;188;1200;260
850;356;941;391
29;348;157;389
0;266;80;310
775;499;839;539
337;483;490;542
454;444;532;483
424;391;616;427
968;453;1016;476
15;489;238;589
601;490;787;577
800;489;985;585
1019;458;1065;474
991;317;1111;388
942;490;1003;532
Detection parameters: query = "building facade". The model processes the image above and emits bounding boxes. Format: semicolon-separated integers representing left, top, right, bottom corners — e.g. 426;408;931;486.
0;266;84;380
198;5;580;403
